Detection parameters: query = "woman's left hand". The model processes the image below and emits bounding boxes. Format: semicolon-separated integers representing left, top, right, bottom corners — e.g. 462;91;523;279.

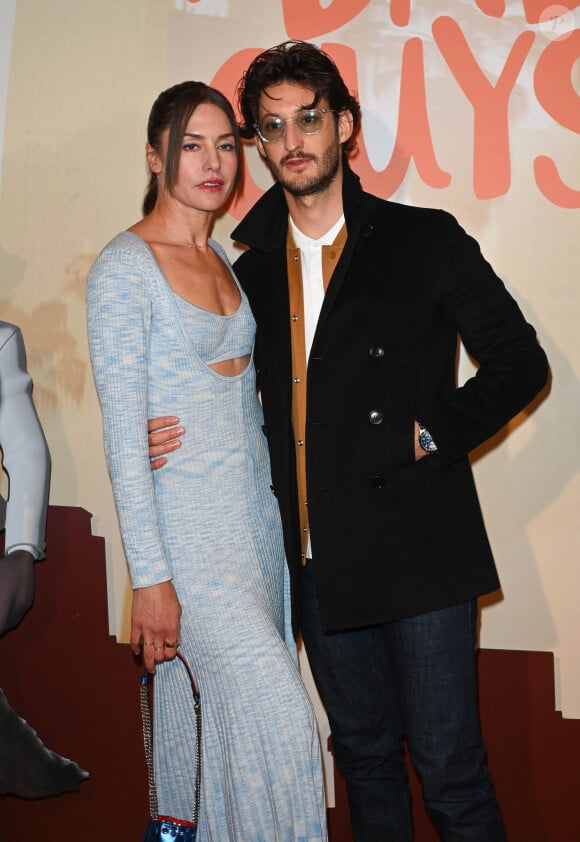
130;580;182;673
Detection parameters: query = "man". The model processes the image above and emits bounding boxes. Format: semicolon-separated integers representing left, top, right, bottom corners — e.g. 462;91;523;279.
149;41;548;841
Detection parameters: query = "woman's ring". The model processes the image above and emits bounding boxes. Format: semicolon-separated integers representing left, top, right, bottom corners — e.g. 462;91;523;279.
143;641;154;647
164;640;179;648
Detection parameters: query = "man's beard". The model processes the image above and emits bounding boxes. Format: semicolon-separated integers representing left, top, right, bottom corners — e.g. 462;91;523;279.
266;136;340;197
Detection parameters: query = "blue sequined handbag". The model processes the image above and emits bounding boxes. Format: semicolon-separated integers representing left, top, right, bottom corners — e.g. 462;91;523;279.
140;653;201;842
142;818;198;841
142;819;198;841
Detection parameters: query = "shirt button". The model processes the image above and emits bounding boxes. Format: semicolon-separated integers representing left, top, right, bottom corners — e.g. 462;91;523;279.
291;315;299;322
369;410;383;425
369;346;385;358
293;377;301;383
372;475;386;488
297;440;304;446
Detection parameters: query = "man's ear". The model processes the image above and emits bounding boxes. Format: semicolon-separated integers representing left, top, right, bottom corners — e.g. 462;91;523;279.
146;144;162;174
337;110;354;145
255;135;267;159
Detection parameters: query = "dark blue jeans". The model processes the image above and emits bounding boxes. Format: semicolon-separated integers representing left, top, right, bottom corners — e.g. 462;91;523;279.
301;561;506;842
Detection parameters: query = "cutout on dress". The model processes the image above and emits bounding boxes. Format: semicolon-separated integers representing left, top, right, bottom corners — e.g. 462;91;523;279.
208;354;251;377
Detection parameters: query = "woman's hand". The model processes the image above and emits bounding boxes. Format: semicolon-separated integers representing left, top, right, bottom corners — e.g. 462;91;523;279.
147;416;185;470
130;580;182;673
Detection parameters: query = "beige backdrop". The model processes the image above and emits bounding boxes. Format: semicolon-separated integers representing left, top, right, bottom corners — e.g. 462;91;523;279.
1;1;578;768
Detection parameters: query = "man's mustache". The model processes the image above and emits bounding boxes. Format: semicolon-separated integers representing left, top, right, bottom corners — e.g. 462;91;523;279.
280;152;316;165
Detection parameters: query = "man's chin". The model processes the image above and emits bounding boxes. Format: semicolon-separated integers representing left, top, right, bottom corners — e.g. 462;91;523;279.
281;171;338;197
281;177;317;197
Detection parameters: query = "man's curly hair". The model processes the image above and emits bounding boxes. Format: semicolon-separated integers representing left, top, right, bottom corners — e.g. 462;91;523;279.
237;40;360;152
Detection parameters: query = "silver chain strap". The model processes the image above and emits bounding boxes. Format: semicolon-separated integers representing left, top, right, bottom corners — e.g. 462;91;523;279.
140;652;201;823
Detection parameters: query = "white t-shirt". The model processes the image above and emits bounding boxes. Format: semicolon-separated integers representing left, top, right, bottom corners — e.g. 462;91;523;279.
288;214;345;559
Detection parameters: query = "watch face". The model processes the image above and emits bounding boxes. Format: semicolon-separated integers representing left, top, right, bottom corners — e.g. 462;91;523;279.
419;427;437;453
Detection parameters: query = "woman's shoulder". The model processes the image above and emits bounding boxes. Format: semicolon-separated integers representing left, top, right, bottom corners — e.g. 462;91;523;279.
88;230;158;288
93;230;152;266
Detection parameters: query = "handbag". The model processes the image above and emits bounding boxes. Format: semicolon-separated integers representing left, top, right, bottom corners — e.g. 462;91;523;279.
140;651;201;841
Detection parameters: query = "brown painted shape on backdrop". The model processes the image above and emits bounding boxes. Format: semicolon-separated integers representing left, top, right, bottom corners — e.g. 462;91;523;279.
0;506;148;840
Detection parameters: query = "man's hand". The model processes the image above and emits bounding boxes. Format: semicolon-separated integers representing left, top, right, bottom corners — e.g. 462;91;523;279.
130;580;182;673
0;550;35;636
148;416;185;470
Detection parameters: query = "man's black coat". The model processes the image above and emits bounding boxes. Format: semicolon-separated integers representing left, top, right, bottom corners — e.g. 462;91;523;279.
232;164;549;635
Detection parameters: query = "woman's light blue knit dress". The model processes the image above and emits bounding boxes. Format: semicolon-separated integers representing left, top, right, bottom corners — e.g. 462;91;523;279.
87;231;327;841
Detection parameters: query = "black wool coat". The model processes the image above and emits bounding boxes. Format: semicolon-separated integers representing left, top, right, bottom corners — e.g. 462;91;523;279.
231;164;549;635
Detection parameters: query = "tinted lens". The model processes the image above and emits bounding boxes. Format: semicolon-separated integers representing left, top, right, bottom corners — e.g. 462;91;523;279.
295;110;325;134
259;116;286;142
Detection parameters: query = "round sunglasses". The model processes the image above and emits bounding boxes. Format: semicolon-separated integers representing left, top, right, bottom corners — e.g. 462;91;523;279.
255;108;335;143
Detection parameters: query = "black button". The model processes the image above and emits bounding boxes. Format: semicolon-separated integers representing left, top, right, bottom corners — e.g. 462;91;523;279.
369;346;384;358
372;475;386;488
369;409;383;425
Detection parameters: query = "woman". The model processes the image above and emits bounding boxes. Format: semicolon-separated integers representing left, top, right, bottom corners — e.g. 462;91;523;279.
87;82;327;841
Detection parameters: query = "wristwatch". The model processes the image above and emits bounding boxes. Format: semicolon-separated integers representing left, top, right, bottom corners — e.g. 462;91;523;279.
418;423;438;454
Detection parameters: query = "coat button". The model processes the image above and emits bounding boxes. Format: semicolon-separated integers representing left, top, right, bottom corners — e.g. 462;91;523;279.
369;346;384;358
372;475;386;488
369;409;383;425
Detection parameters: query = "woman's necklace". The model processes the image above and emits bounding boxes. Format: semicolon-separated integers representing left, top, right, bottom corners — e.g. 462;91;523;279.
147;224;208;251
146;213;207;250
168;238;206;250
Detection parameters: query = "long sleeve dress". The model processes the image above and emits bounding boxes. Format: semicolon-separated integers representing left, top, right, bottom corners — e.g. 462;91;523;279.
87;231;327;841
